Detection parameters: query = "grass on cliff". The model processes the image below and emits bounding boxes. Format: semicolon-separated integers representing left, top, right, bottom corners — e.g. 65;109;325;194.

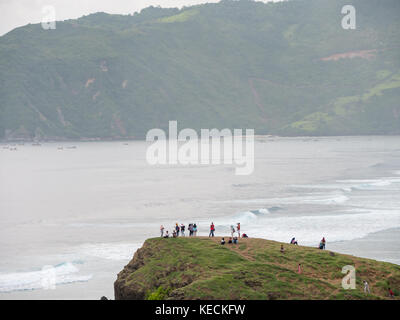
117;237;400;300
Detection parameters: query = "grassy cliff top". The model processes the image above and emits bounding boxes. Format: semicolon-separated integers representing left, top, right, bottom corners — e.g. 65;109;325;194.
114;237;400;300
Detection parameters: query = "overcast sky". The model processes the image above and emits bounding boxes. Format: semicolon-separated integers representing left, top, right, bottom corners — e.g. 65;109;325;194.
0;0;283;36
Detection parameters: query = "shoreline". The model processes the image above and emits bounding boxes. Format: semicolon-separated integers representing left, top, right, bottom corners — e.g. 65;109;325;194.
2;134;400;144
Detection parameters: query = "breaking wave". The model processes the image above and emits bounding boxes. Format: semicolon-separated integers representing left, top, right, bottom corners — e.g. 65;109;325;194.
0;262;92;293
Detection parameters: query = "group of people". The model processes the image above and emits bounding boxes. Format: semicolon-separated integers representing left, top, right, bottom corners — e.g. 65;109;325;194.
211;222;248;238
159;225;397;297
160;222;198;238
160;222;248;239
363;281;396;297
289;236;327;250
220;236;239;245
230;223;241;238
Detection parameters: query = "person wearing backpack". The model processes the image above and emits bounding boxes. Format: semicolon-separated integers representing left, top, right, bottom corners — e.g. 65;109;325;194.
209;222;215;237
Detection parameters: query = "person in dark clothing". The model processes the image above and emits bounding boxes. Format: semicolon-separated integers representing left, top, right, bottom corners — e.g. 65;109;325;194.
321;237;326;249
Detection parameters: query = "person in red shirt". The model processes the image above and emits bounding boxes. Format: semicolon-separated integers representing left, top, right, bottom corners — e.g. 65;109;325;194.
209;222;215;237
388;287;395;298
237;223;241;238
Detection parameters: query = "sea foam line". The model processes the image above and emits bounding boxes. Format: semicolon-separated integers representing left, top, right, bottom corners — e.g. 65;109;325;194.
0;262;92;293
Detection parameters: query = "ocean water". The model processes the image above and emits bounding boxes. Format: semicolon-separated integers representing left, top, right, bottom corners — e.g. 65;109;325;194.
0;136;399;299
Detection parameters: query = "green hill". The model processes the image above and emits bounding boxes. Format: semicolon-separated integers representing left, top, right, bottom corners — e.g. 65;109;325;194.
114;237;400;300
1;0;400;140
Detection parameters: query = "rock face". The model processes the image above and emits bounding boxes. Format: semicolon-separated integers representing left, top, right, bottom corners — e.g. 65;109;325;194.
114;237;400;300
114;242;150;300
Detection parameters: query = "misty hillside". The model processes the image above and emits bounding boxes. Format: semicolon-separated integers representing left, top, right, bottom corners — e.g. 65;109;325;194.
0;0;399;140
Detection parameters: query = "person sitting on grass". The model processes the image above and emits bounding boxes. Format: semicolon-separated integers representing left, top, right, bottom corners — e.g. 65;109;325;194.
233;236;238;244
280;245;285;253
163;231;169;238
172;230;177;238
290;237;298;245
228;237;233;244
242;233;248;238
221;237;225;245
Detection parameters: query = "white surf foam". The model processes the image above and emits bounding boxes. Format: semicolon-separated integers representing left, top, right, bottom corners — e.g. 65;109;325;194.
293;177;400;193
229;208;271;223
336;178;400;191
77;243;141;261
220;208;400;246
229;193;349;205
0;262;92;293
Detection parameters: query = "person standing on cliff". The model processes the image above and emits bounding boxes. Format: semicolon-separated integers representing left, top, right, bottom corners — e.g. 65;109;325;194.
363;280;370;294
209;222;215;237
180;223;185;236
237;223;241;238
160;225;165;237
175;223;180;237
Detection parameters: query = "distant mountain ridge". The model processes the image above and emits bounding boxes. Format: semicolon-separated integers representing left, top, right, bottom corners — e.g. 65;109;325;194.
0;0;399;140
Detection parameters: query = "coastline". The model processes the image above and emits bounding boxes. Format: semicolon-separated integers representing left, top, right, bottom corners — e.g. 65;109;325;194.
2;134;400;144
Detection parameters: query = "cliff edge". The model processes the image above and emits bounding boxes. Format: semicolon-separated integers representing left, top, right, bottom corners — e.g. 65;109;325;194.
114;237;400;300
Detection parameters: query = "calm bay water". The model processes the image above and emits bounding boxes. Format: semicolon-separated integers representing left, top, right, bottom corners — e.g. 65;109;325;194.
0;136;400;299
